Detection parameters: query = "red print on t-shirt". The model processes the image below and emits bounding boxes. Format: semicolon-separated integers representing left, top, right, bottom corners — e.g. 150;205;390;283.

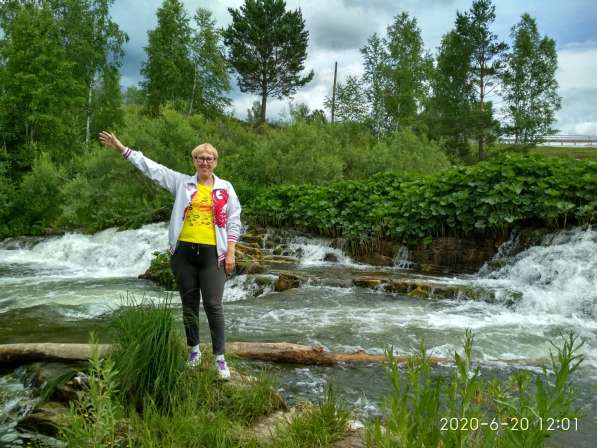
212;189;229;228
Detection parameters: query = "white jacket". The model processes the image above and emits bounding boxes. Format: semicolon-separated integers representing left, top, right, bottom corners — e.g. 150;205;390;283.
123;148;242;262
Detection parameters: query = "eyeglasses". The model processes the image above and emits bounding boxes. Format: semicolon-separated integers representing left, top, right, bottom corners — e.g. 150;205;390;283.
193;156;215;164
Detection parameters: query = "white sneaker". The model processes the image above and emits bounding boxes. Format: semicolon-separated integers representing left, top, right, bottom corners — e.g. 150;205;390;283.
188;350;201;367
215;356;231;380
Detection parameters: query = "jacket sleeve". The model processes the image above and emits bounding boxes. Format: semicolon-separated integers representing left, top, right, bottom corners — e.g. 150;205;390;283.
226;182;242;243
123;148;183;195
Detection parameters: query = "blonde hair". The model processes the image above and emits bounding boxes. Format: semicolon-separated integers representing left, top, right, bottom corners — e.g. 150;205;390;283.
191;143;218;160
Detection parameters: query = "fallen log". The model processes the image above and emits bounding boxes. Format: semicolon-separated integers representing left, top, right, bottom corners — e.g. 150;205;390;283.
0;342;447;368
0;342;543;369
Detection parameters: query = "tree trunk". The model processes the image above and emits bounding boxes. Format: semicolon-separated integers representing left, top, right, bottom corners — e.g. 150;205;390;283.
0;342;443;368
260;84;267;124
85;80;93;150
188;65;197;116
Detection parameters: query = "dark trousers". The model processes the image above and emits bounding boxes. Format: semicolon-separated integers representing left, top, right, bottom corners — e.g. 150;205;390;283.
170;241;226;354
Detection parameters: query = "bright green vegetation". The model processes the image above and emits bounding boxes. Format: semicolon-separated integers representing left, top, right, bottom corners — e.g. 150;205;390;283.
60;299;347;447
246;154;597;253
58;301;584;447
0;106;451;237
529;146;597;161
366;331;584;448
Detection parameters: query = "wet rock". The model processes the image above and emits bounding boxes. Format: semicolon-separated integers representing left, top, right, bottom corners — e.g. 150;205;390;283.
236;242;263;259
241;233;265;247
352;276;385;289
275;272;301;292
245;261;267;275
333;427;365;448
25;362;85;403
323;253;339;263
251;404;309;443
17;401;69;437
139;251;176;290
411;235;506;274
262;255;298;268
353;253;394;266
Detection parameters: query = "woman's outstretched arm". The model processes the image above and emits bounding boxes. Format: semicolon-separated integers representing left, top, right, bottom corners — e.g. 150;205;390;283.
99;131;184;195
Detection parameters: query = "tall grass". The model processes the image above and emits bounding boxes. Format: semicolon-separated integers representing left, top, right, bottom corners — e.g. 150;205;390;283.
366;330;584;447
267;386;350;448
109;296;187;412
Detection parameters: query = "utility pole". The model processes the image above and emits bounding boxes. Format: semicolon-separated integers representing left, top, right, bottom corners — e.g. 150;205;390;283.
331;61;337;123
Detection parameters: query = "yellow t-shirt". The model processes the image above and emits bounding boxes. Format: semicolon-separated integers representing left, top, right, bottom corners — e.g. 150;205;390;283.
178;184;216;245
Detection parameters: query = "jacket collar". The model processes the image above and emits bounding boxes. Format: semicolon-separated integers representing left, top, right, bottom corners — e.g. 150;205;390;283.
187;173;224;189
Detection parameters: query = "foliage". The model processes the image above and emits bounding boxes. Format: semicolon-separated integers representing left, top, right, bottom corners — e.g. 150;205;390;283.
15;153;66;234
189;7;231;117
223;0;314;123
109;296;187;412
427;29;474;160
383;12;433;130
323;75;369;124
61;340;128;447
141;0;195;114
501;14;561;144
365;331;584;448
456;0;508;159
0;1;85;171
61;300;287;447
245;154;597;253
268;386;350;448
361;33;390;135
51;0;128;148
143;251;177;290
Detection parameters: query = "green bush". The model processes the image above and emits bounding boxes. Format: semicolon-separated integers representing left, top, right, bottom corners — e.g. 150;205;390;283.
14;152;65;234
246;154;597;251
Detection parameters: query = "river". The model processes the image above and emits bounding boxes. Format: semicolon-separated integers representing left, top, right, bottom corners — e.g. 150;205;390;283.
1;223;596;447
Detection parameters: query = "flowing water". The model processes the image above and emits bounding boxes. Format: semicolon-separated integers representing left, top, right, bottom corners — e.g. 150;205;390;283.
1;223;596;446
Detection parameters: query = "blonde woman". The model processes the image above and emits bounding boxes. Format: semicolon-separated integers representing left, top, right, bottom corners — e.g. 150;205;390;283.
99;131;241;379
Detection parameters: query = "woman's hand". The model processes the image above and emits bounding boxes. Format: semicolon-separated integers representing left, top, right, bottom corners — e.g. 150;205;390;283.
99;131;126;154
225;252;236;275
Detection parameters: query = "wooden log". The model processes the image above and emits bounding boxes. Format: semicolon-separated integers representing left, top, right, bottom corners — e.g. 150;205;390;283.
0;342;450;368
0;343;112;368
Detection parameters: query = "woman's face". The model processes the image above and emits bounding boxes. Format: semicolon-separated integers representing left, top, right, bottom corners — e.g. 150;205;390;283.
192;151;218;177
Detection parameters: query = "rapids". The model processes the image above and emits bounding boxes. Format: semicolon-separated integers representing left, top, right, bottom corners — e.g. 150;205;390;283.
1;224;596;446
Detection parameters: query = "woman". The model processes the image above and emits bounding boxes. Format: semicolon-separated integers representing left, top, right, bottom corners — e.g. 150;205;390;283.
99;131;241;379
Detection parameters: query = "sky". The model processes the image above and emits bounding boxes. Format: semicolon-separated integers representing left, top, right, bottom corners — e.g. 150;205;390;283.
111;0;597;134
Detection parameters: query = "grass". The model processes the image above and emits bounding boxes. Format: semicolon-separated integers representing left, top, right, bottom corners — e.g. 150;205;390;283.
529;146;597;160
59;300;585;448
365;331;585;448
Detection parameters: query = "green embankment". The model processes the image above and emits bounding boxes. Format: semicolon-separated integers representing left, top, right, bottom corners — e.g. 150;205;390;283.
245;154;597;253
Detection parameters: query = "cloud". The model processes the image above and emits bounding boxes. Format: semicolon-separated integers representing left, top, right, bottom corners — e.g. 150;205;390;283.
555;41;597;133
109;0;597;132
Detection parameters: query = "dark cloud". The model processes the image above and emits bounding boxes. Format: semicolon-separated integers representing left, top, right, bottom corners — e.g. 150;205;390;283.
308;13;375;51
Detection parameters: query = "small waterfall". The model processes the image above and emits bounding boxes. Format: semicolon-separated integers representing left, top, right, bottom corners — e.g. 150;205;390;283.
0;223;168;279
474;227;597;318
288;236;356;266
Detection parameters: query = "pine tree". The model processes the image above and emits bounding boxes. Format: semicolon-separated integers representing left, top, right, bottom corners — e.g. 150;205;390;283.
223;0;314;123
501;14;560;144
141;0;194;114
457;0;507;159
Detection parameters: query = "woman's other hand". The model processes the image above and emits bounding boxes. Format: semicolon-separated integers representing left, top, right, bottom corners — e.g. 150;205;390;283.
99;131;126;154
225;252;235;275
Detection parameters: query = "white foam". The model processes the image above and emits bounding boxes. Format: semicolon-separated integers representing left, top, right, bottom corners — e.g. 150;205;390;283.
0;223;168;279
